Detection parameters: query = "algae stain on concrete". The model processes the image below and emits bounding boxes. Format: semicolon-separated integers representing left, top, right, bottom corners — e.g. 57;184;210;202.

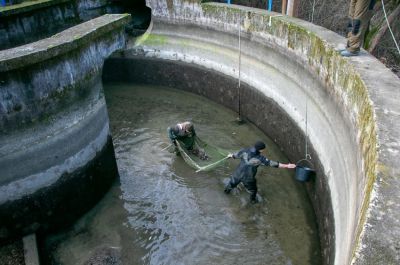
143;34;168;46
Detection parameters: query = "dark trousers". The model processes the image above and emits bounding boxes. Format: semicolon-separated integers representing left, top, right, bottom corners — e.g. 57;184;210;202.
225;176;258;202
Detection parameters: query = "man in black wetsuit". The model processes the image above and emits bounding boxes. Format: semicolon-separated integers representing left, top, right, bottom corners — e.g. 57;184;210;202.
224;141;296;203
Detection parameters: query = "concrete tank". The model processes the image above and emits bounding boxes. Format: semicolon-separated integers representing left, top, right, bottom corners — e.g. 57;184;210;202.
102;1;400;264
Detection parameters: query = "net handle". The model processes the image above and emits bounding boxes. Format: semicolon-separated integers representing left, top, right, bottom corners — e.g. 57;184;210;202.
195;156;229;173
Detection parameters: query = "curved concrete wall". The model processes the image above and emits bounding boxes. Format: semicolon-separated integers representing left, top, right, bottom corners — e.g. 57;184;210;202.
0;0;118;50
104;1;399;264
0;14;130;241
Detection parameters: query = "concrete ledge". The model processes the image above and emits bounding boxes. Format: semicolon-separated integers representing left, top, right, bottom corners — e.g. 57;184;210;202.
0;0;78;50
0;14;129;241
0;14;130;132
0;0;70;17
0;14;131;71
125;1;400;264
0;0;119;50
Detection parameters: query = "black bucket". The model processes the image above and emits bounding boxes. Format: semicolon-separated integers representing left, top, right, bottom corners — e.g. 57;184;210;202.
295;159;315;182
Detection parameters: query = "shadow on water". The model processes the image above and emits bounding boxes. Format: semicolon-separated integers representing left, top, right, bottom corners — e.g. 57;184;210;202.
40;84;321;265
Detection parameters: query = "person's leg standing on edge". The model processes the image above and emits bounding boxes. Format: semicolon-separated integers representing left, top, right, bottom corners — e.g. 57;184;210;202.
341;0;376;57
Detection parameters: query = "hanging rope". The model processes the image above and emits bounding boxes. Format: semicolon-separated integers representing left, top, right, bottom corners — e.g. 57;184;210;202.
238;11;241;89
305;99;311;160
381;0;400;56
238;11;242;119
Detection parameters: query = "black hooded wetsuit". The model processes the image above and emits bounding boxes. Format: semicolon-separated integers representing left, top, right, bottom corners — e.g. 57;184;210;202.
225;147;279;202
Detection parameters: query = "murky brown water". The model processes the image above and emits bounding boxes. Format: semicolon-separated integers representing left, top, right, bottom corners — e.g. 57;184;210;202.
43;84;321;265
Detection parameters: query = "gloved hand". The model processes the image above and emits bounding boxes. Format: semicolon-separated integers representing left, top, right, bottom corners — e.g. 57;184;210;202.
227;153;234;158
172;140;177;146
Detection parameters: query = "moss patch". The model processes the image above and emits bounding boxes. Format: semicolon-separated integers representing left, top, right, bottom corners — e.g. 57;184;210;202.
143;34;168;46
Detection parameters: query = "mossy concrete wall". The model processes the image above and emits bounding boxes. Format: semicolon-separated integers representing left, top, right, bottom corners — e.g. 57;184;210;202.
0;0;114;50
0;14;130;241
119;1;399;264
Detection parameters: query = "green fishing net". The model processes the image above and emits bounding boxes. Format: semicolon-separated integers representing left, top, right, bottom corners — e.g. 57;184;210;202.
175;136;229;172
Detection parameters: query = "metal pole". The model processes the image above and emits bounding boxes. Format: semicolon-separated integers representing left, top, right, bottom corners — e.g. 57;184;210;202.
227;0;231;4
287;0;299;17
282;0;287;15
268;0;273;11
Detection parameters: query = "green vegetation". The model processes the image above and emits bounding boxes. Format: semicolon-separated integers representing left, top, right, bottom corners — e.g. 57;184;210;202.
143;34;168;46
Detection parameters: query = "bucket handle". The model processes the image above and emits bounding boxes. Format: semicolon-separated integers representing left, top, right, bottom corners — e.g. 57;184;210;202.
296;159;314;168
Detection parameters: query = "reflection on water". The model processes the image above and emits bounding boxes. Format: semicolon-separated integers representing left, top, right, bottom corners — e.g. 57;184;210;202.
43;84;321;265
